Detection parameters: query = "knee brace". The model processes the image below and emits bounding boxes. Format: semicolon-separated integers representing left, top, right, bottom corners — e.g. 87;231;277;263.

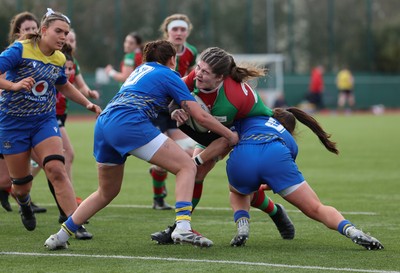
11;174;33;185
43;154;65;167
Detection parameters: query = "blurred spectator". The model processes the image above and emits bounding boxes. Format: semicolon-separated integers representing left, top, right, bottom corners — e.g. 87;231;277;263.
336;68;355;114
105;32;143;86
307;65;324;110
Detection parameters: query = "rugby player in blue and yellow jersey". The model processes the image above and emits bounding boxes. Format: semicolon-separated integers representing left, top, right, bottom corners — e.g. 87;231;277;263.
0;8;101;232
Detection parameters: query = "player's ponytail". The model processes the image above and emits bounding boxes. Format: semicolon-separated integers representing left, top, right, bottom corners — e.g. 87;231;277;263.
273;107;339;155
200;47;266;83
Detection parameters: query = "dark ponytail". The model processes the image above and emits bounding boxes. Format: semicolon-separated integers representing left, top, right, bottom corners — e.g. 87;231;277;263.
199;47;265;83
273;107;339;155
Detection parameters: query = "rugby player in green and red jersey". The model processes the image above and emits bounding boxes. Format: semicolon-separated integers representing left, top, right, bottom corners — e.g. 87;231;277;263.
151;47;295;244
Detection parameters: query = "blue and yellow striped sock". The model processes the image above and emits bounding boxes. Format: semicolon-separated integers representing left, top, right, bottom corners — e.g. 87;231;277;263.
175;201;192;230
338;219;353;236
55;216;80;242
60;217;80;237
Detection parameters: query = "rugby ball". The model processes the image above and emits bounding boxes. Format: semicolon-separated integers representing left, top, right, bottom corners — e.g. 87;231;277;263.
185;95;210;133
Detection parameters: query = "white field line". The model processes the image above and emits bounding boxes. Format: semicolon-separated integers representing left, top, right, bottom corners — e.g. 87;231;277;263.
0;252;397;273
38;203;378;215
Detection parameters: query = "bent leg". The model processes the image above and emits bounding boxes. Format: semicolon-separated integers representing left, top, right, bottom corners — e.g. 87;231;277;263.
229;188;251;246
60;127;75;182
34;136;77;216
283;181;344;230
72;163;124;225
283;181;384;250
150;138;196;202
4;151;32;199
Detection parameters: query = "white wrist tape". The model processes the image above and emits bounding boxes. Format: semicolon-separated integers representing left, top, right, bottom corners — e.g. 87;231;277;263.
193;154;204;166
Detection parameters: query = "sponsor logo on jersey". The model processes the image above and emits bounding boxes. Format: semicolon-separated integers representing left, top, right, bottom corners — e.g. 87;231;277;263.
31;80;49;96
215;116;227;122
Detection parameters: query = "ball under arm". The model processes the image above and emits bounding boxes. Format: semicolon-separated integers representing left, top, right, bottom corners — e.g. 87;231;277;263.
178;124;221;147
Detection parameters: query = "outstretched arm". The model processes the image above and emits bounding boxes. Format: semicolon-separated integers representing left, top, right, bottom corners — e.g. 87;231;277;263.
57;81;102;116
74;73;100;99
105;64;134;83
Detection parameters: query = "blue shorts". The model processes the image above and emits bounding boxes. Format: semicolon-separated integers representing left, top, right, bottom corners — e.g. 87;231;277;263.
0;113;61;155
94;109;161;165
226;140;304;195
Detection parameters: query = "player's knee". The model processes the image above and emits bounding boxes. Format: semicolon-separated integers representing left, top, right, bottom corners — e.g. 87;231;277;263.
177;159;196;178
187;160;197;175
11;174;33;185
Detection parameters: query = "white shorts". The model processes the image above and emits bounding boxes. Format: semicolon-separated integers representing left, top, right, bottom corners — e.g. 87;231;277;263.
128;133;168;161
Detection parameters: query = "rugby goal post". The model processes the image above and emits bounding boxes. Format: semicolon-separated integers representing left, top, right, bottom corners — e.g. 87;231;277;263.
232;54;284;108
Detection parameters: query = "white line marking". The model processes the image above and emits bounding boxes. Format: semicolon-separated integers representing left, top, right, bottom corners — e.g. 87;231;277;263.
37;203;378;215
0;252;397;273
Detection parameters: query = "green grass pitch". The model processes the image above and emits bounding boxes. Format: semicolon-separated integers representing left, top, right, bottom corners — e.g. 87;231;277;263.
1;113;399;273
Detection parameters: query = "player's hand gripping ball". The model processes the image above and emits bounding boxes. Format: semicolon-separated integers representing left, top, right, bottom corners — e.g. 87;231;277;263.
185;95;210;133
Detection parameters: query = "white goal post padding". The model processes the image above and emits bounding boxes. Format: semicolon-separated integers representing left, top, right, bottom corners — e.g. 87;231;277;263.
233;54;284;108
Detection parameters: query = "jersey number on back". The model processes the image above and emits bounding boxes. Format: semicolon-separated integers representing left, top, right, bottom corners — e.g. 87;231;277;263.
265;117;285;133
123;64;154;87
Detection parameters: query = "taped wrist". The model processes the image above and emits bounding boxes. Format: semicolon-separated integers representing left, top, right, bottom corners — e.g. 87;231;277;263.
193;154;204;166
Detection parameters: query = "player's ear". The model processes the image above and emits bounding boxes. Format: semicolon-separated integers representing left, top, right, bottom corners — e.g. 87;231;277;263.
40;25;48;37
168;56;176;69
215;74;224;82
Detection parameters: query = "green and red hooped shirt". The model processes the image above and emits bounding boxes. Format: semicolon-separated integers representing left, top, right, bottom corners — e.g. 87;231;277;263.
184;70;273;127
175;42;197;77
120;50;143;71
56;56;81;116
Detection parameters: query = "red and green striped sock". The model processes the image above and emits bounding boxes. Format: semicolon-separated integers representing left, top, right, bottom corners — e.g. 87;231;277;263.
251;188;277;216
191;180;204;211
150;168;167;198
